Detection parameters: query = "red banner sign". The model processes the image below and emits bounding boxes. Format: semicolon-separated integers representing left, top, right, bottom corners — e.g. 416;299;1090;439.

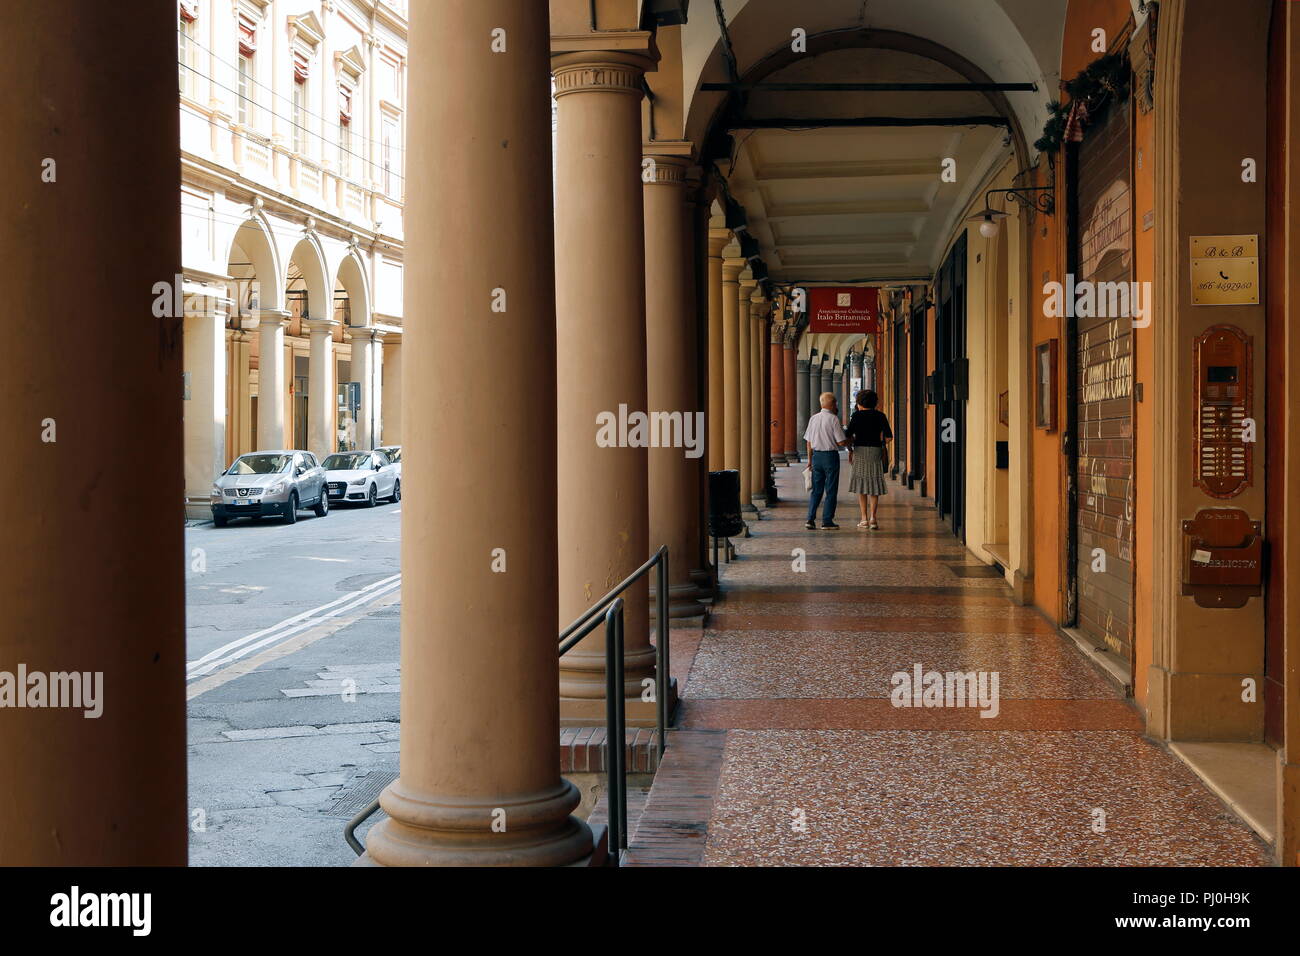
807;287;879;334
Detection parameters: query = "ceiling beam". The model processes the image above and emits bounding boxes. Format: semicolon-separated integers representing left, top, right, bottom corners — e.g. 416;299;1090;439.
702;82;1037;93
726;115;1010;130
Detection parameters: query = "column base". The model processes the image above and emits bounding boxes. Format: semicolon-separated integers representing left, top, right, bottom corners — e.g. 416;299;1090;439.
359;778;594;866
560;677;679;729
786;451;801;462
741;503;758;515
771;454;788;465
751;493;767;510
690;567;715;600
649;581;708;619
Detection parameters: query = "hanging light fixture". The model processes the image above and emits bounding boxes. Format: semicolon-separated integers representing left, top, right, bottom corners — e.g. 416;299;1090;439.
967;205;1009;238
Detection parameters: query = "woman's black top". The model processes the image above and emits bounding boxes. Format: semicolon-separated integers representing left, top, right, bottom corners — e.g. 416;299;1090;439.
846;408;893;447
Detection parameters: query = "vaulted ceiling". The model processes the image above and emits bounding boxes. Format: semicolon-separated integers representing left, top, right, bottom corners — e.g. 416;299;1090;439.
681;0;1069;284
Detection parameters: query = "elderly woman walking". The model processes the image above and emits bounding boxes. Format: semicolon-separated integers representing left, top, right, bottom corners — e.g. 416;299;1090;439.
845;389;893;530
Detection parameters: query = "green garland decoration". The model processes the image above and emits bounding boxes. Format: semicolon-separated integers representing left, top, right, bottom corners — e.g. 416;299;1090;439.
1033;52;1131;154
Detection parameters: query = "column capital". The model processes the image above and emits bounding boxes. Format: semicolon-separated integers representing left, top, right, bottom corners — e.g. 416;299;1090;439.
784;327;799;348
551;46;657;97
708;226;732;257
721;257;746;281
256;309;291;329
738;275;758;293
641;152;690;187
770;323;786;345
303;317;340;336
346;326;386;344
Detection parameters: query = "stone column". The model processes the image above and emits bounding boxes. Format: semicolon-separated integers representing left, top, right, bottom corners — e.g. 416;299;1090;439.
783;330;798;460
821;358;834;405
769;324;786;465
380;336;401;445
304;318;338;460
689;176;713;598
257;310;290;448
183;296;229;518
736;272;755;511
348;327;384;451
0;1;185;864
837;364;847;424
644;149;705;618
706;224;729;472
363;0;591;867
849;350;863;410
808;353;821;418
226;327;252;463
552;36;659;717
796;354;811;450
721;251;744;473
749;289;767;505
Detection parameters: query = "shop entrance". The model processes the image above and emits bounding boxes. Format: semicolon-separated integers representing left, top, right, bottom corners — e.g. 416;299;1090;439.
1066;95;1136;673
935;232;968;540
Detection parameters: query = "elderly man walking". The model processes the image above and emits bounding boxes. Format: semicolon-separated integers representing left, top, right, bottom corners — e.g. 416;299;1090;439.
803;391;850;530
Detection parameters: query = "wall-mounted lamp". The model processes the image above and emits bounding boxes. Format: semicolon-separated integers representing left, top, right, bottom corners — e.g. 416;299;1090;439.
966;184;1055;238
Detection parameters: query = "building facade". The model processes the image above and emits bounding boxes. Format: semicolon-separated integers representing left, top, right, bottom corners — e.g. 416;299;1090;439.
178;0;407;517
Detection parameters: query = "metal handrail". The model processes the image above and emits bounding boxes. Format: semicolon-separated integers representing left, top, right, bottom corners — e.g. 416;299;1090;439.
345;546;672;866
557;544;671;866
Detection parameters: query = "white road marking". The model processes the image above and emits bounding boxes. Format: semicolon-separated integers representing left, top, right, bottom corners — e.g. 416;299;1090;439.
186;590;401;701
186;573;401;679
295;556;350;563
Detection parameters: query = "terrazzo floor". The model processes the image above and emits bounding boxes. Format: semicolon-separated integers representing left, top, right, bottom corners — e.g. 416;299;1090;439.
622;460;1272;867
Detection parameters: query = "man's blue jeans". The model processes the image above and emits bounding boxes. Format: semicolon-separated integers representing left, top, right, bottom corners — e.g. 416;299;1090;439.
806;449;840;524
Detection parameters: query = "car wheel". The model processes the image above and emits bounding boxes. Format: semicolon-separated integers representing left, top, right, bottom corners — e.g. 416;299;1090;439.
284;492;298;524
389;479;401;503
366;484;378;508
314;489;329;517
213;514;228;528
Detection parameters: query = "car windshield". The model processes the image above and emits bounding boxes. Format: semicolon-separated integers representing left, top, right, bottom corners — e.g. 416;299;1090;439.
228;454;290;475
380;447;401;463
324;453;370;470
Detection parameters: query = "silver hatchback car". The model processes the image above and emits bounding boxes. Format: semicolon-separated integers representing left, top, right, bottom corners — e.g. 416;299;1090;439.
211;450;329;527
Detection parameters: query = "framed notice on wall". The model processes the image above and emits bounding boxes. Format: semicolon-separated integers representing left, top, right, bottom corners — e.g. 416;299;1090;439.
1035;339;1058;431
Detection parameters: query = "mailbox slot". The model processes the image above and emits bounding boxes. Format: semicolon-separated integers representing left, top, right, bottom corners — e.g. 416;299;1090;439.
1181;507;1263;608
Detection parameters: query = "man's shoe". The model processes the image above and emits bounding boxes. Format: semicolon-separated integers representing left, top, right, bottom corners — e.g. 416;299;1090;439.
804;520;817;530
821;522;839;530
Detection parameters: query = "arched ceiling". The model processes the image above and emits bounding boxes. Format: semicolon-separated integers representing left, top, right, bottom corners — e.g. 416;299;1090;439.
680;0;1068;284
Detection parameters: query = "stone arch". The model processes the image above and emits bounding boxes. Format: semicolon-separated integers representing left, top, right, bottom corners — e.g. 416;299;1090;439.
333;250;371;327
285;234;330;323
225;215;284;316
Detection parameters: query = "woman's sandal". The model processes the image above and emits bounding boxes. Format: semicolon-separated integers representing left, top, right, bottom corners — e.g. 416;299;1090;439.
857;519;870;529
869;520;879;530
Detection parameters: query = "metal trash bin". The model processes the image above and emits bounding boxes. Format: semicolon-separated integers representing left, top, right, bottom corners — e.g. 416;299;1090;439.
708;470;745;539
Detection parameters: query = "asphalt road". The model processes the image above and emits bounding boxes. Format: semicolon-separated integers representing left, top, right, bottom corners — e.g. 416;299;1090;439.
184;499;404;866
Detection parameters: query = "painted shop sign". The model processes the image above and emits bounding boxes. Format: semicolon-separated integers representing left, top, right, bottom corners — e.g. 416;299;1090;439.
1080;179;1132;276
808;287;880;334
1190;235;1260;306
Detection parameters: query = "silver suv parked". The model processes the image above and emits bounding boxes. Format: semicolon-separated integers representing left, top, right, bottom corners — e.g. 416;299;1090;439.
211;450;329;527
